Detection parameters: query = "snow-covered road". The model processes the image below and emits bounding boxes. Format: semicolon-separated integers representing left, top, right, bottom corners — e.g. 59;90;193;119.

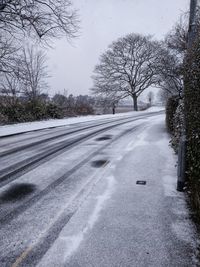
0;109;198;266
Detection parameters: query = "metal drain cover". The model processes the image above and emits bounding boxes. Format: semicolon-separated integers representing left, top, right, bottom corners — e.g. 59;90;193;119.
136;181;146;185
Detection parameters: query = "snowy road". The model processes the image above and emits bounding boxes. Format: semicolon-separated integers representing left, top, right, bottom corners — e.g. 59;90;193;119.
0;110;198;267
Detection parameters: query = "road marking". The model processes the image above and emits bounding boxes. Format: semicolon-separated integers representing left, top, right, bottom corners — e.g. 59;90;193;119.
12;247;32;267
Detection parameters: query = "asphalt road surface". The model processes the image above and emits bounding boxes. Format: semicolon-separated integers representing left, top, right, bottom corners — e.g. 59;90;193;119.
0;110;197;267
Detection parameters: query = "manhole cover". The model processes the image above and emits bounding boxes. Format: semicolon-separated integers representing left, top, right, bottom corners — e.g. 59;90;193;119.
136;181;146;185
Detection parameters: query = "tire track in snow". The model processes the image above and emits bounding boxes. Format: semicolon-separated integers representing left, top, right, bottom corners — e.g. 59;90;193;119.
0;124;141;226
0;116;148;188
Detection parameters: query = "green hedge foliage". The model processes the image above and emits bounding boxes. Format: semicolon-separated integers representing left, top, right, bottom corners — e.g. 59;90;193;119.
0;94;95;124
165;95;179;134
0;100;65;123
184;38;200;212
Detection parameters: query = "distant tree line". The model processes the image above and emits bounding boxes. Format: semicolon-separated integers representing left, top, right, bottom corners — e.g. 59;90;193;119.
0;91;97;123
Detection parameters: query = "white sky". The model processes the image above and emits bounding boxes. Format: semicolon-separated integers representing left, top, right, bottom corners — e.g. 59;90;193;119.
47;0;189;97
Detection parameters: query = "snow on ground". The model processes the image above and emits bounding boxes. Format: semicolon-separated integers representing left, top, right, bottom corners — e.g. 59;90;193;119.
0;106;164;137
37;114;199;267
145;106;165;113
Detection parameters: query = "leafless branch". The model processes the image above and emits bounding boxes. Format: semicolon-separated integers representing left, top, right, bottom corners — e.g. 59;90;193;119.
0;0;79;42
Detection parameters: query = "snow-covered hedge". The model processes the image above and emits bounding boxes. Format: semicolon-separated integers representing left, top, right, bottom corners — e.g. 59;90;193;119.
170;100;184;153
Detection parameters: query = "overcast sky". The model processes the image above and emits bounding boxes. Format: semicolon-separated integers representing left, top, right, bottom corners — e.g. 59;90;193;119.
47;0;189;97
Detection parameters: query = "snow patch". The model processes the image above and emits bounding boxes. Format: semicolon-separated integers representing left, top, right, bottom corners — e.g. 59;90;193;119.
126;125;149;151
162;175;177;197
116;155;123;161
61;233;85;262
62;175;116;261
145;106;165;113
88;175;115;229
39;174;116;264
171;221;195;244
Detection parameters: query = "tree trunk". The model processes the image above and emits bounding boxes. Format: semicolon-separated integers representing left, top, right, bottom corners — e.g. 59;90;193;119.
112;103;116;114
132;94;138;111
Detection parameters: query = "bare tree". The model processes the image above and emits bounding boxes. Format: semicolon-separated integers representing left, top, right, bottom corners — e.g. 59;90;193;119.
155;47;183;99
153;15;187;105
0;71;21;108
166;9;200;55
165;15;188;56
0;0;79;42
160;11;200;104
16;46;49;102
91;33;159;111
0;0;79;79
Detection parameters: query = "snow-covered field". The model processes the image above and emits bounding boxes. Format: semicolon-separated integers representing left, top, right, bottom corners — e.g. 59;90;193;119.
0;106;164;137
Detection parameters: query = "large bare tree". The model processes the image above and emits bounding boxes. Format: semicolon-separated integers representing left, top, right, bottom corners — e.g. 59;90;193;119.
0;0;79;42
92;33;159;111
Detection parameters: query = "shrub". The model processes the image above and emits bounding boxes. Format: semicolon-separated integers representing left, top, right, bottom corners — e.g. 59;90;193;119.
2;103;27;122
165;95;179;134
25;101;47;120
0;113;8;124
170;100;184;153
46;103;64;119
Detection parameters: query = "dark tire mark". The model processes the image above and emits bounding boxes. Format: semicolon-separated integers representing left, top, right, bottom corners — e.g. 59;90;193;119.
0;183;36;202
96;135;112;141
91;160;109;167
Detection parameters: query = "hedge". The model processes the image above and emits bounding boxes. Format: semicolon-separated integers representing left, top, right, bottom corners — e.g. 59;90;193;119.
184;37;200;213
0;100;65;123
